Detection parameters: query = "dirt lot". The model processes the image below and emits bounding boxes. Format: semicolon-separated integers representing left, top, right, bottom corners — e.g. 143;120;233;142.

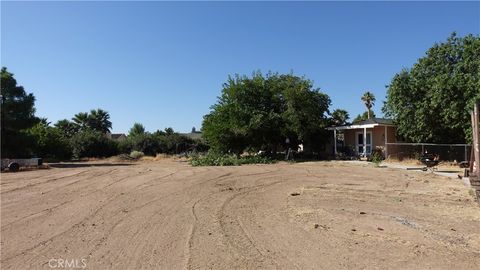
1;160;479;269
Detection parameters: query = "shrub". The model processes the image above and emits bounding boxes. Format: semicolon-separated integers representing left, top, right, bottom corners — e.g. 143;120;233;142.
370;150;383;166
130;150;145;159
189;152;275;166
70;129;118;159
28;123;72;160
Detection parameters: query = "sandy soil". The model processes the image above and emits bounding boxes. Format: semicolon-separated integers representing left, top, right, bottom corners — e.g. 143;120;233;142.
1;160;479;269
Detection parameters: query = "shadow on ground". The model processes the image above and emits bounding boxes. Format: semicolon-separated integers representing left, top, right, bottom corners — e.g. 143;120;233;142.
49;163;134;168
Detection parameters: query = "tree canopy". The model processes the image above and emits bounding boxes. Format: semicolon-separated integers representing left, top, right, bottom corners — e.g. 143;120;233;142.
383;33;480;143
331;109;350;125
361;91;376;119
71;109;112;133
1;67;39;157
202;72;331;155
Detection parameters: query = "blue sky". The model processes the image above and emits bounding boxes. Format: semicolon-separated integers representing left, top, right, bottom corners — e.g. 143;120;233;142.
2;1;479;133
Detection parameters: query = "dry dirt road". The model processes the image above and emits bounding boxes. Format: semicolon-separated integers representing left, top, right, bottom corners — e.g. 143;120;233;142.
1;160;479;269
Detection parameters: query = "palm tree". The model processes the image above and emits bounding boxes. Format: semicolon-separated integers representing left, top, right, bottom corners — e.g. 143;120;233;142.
361;91;376;119
88;109;112;134
72;112;89;130
331;109;350;125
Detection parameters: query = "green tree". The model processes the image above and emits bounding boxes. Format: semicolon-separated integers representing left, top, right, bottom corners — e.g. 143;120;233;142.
129;123;146;137
361;91;376;119
71;109;112;133
383;33;480;143
1;67;39;157
88;109;112;134
202;72;331;155
28;121;72;160
70;129;118;158
72;112;89;130
54;119;79;138
331;109;350;125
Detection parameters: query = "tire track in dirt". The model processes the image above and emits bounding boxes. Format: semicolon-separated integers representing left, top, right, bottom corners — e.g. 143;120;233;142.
3;167;231;267
184;168;279;269
0;170;91;194
217;178;284;268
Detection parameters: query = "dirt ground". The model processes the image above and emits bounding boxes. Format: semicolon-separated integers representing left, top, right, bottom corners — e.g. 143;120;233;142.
1;160;479;269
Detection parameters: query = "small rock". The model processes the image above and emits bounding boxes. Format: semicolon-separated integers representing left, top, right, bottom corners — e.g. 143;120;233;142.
359;211;366;215
314;224;319;229
377;227;384;231
290;192;300;196
208;232;212;235
451;228;456;231
351;229;356;231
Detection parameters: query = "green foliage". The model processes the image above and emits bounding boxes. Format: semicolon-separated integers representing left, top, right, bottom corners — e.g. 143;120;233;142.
202;72;331;155
369;150;383;166
119;124;203;156
71;109;112;133
129;123;146;137
70;130;118;159
331;109;350;125
54;119;79;138
383;33;480;143
1;67;40;158
189;152;275;166
361;91;376;119
129;150;145;159
352;111;376;124
28;122;72;160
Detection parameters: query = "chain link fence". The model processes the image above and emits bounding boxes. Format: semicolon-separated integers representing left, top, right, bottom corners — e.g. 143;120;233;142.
386;143;471;162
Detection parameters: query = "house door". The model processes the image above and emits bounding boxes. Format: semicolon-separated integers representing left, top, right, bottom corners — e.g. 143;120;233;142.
356;132;372;156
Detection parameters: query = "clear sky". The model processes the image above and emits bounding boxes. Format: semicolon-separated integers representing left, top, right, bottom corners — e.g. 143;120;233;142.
2;1;479;133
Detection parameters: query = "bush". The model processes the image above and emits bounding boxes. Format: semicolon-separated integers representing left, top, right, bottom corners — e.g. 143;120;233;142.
130;151;144;159
369;150;383;166
189;152;275;166
70;130;118;159
28;123;72;160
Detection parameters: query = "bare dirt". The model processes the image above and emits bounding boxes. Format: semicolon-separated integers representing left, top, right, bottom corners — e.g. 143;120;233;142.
1;160;479;269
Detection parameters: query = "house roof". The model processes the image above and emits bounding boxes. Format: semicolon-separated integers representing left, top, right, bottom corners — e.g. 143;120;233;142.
354;118;394;126
111;133;126;139
326;118;395;130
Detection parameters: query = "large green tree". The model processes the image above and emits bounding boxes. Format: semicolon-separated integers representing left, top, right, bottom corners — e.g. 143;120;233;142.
1;67;39;157
28;121;72;160
202;72;331;155
383;33;480;143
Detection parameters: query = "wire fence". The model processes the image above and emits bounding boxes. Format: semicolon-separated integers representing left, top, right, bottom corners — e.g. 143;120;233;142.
386;143;471;162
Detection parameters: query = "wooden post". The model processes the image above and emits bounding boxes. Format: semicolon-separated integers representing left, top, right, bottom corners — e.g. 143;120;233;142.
473;102;480;176
470;102;480;202
333;129;337;156
384;125;388;158
363;127;367;157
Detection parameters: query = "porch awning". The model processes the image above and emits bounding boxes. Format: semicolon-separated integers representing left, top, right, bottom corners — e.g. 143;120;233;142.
326;123;379;130
326;118;395;131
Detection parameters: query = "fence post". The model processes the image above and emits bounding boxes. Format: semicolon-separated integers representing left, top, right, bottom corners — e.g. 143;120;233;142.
474;102;480;175
384;126;388;158
470;102;480;202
